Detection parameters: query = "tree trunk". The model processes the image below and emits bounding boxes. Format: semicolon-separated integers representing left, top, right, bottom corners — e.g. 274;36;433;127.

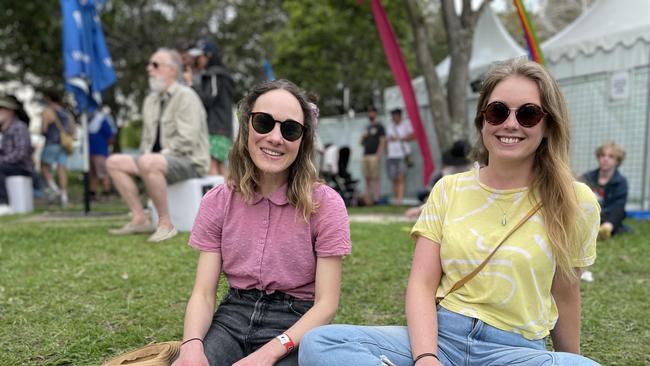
404;0;452;150
441;0;492;142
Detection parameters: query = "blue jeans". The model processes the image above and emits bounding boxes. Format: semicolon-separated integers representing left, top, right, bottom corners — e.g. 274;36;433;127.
299;307;600;366
203;288;313;366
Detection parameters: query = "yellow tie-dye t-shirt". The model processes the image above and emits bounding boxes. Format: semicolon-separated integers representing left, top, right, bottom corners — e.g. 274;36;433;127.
411;165;599;340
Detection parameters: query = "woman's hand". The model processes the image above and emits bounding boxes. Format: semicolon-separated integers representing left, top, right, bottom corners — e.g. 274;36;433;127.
171;341;208;366
232;339;285;366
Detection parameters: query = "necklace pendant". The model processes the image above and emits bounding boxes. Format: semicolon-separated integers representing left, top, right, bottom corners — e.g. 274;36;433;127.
501;214;507;226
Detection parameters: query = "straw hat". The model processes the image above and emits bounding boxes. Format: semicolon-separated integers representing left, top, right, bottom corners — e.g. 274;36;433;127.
102;341;181;366
0;94;20;111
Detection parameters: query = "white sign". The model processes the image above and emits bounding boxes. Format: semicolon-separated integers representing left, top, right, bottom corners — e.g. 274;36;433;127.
610;70;630;101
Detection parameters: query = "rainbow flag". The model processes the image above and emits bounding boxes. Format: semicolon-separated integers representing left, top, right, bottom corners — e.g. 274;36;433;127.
513;0;545;65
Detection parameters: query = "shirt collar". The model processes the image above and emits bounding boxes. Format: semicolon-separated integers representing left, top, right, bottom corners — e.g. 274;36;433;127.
251;183;290;206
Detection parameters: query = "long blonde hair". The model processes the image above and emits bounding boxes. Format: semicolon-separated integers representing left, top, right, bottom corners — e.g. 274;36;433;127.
228;79;319;221
472;58;581;281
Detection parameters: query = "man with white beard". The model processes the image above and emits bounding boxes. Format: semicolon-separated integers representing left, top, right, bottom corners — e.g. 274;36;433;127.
107;48;209;242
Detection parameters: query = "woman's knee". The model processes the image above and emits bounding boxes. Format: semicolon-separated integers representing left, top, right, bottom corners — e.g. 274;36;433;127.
299;325;346;363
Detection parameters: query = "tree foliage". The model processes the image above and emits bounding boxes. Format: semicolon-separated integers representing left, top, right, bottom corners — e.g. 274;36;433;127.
0;0;423;118
270;0;419;114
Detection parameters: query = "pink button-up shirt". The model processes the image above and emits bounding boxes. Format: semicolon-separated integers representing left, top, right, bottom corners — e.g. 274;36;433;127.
189;183;351;300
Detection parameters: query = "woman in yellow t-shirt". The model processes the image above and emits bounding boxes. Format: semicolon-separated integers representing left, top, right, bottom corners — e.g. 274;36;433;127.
299;58;601;366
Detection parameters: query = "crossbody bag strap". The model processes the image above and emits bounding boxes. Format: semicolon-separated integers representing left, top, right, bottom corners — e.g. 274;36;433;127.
437;202;543;303
50;109;67;134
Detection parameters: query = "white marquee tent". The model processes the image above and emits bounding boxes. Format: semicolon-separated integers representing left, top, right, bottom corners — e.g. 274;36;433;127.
542;0;650;209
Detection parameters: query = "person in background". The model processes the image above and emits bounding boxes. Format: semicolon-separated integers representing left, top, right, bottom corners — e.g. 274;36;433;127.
88;107;117;200
360;106;385;206
299;58;601;366
581;142;628;240
385;108;415;205
171;79;351;366
40;89;73;207
187;39;234;176
405;140;472;219
106;48;209;242
0;94;33;216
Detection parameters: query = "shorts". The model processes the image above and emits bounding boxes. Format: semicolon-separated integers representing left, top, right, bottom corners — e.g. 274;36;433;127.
41;144;68;166
90;155;108;179
362;155;380;179
209;134;233;162
133;153;200;184
386;158;407;180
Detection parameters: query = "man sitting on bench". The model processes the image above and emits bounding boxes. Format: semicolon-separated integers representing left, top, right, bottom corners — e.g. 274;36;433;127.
107;48;209;242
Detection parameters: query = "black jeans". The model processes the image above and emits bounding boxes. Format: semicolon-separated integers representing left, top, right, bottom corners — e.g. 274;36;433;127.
0;163;31;204
204;288;314;366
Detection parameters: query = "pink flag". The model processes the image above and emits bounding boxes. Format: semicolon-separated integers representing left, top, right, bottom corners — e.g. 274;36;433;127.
370;0;435;184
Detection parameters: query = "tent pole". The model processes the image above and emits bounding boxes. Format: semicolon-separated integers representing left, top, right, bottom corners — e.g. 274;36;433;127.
636;6;650;212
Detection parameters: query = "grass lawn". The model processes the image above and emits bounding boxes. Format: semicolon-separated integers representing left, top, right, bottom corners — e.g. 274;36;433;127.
1;200;649;365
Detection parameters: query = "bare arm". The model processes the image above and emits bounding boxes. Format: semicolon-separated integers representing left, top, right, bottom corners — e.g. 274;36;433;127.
234;256;344;366
406;237;444;366
403;132;416;141
41;108;55;134
377;135;386;156
550;268;583;354
172;251;222;366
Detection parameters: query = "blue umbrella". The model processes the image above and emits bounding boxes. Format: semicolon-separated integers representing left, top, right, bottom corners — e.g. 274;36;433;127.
263;58;275;81
61;0;116;213
61;0;116;112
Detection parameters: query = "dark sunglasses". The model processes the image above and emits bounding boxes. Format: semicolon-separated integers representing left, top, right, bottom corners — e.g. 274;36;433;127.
147;61;172;70
250;112;305;142
482;101;547;128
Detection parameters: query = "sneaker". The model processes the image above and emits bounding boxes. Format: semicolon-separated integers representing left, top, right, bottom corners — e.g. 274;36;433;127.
61;192;69;208
109;221;153;235
147;226;178;242
597;224;612;241
0;204;15;216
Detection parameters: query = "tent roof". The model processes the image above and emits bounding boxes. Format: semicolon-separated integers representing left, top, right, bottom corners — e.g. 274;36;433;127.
542;0;650;63
436;6;526;79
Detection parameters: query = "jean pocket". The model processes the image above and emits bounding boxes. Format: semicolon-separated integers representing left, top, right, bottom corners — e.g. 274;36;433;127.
219;291;233;305
287;299;314;317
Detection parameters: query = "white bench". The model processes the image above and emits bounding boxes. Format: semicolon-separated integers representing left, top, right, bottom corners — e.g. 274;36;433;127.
6;175;34;213
150;175;225;232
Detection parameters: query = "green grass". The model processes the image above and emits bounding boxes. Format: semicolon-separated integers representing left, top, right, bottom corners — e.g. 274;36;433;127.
1;204;648;365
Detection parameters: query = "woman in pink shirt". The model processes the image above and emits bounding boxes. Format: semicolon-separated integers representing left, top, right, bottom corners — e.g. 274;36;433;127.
172;79;351;366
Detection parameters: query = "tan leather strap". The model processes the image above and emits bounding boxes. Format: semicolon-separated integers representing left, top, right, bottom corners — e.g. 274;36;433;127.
437;202;543;304
50;109;68;135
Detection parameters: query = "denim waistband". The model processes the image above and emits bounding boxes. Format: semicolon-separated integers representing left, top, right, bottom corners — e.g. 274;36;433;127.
229;287;296;302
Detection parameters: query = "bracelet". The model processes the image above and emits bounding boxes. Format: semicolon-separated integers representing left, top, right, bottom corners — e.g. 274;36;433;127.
276;333;295;354
414;352;439;364
180;337;203;347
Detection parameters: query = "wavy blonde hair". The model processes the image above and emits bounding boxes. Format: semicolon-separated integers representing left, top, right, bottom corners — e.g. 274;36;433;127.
228;79;319;221
471;57;582;281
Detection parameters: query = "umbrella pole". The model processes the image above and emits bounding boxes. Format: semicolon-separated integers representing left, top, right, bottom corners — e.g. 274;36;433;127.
81;112;91;215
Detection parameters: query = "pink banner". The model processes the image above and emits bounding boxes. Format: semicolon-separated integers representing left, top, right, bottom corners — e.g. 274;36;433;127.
370;0;435;184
